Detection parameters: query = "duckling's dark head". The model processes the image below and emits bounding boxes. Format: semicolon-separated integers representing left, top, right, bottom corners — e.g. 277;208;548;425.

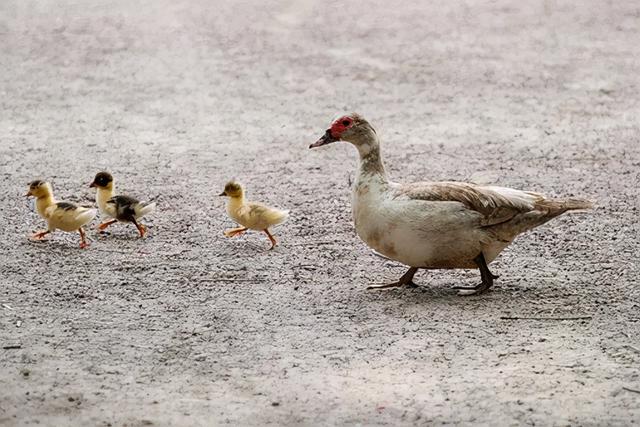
90;172;114;189
28;179;44;189
219;181;243;198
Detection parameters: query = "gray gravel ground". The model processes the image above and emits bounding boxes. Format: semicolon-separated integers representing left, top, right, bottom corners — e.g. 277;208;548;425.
1;0;639;425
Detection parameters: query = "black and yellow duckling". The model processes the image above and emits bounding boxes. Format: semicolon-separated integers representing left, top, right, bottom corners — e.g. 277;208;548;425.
89;172;156;238
25;180;97;248
219;181;289;250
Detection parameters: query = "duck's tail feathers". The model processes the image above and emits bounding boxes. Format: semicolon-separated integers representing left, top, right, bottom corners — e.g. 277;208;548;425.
538;198;594;215
561;198;594;211
137;202;156;218
487;197;593;241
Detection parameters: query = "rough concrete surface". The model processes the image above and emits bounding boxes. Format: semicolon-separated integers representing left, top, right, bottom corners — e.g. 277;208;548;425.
1;0;639;425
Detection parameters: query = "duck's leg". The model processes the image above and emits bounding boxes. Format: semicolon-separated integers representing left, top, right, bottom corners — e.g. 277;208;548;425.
368;267;419;290
132;219;147;238
30;230;50;240
263;229;277;250
78;228;89;249
454;253;499;295
224;227;248;238
97;219;117;232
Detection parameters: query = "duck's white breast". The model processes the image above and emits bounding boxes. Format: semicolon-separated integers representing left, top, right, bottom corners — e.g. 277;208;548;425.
352;180;488;269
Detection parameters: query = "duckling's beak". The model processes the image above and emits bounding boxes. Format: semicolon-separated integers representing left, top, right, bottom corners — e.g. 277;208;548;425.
309;129;339;149
89;182;96;188
24;190;32;197
218;191;226;196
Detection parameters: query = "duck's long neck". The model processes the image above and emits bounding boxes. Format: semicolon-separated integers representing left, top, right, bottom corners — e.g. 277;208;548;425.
355;132;388;184
36;194;55;218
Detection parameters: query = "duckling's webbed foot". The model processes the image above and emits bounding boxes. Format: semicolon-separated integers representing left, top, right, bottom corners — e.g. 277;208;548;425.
30;230;50;240
454;253;497;296
224;227;248;238
368;267;419;290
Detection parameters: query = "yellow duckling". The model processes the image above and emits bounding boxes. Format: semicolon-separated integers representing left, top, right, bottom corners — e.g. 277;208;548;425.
219;181;289;250
25;180;97;249
89;172;156;238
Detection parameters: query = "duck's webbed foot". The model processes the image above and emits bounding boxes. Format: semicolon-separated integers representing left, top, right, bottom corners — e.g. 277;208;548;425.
454;253;498;296
368;267;419;290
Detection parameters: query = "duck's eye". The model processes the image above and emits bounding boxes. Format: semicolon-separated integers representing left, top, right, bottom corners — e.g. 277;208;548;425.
342;120;351;127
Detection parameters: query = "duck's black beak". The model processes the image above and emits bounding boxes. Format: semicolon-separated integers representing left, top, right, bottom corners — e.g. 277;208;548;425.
218;191;226;196
89;182;96;188
309;129;339;149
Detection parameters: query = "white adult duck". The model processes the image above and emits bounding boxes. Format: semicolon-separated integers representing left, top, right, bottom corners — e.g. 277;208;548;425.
310;113;592;295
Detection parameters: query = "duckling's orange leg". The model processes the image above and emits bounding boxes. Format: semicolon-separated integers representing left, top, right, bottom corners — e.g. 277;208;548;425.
30;230;50;240
263;229;277;250
367;267;419;290
78;228;89;249
98;219;117;231
224;227;247;238
132;219;147;238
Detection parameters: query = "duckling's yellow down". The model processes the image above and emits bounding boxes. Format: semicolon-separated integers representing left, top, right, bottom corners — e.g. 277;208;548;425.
226;196;289;230
221;181;289;250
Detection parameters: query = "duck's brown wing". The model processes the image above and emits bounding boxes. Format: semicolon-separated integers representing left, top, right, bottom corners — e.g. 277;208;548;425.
392;181;543;227
393;181;591;239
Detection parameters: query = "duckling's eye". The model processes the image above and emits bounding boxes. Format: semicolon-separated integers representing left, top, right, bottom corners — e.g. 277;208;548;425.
342;120;351;127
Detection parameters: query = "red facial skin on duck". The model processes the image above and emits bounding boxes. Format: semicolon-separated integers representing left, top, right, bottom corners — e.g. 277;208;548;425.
309;115;355;149
330;116;354;138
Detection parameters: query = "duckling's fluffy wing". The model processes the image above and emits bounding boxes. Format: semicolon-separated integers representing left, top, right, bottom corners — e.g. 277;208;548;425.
106;195;144;222
108;195;156;219
46;202;97;231
238;202;289;230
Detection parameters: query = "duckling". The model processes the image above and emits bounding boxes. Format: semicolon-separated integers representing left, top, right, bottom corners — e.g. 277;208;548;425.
89;172;156;238
25;180;97;248
219;181;289;250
